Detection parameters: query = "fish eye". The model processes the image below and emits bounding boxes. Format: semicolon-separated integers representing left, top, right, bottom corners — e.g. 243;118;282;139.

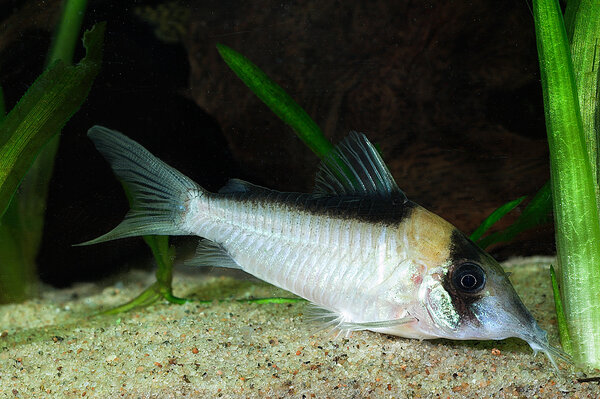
452;262;486;293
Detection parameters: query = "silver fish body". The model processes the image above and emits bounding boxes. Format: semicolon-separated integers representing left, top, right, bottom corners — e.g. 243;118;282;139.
83;126;569;368
187;190;433;339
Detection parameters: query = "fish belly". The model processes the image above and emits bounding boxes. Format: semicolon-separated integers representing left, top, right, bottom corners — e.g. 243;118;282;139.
185;194;416;324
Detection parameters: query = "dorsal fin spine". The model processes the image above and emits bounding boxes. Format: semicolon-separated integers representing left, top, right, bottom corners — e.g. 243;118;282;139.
313;131;405;200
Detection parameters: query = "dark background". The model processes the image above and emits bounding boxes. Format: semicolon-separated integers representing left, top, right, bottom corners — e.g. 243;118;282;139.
0;0;553;287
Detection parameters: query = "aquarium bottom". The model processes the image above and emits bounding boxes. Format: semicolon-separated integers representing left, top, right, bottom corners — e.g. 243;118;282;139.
0;257;594;398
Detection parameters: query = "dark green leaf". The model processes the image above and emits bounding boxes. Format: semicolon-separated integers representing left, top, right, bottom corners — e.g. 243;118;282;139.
47;0;88;65
216;43;333;159
477;181;553;248
0;22;105;218
550;264;572;354
470;195;526;243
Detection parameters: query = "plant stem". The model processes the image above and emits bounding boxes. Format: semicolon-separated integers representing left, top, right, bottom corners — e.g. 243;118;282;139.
47;0;88;65
144;235;188;305
533;0;600;367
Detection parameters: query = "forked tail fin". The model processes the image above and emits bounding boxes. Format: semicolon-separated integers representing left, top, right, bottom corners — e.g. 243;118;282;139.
77;126;201;245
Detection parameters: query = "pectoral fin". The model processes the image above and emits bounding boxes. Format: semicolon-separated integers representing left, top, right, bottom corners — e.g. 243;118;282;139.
307;305;417;335
338;317;418;331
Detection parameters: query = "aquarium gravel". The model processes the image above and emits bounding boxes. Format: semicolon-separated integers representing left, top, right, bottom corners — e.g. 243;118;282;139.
0;257;598;398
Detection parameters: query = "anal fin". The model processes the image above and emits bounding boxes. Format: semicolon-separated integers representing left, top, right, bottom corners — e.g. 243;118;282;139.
185;239;241;269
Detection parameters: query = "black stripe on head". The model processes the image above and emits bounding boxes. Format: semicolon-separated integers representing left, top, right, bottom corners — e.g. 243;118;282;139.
441;229;487;326
449;229;484;265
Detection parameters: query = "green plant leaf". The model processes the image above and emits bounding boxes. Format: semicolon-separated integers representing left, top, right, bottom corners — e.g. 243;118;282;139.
47;0;88;65
241;297;304;304
0;22;105;219
216;43;333;159
98;282;162;315
143;234;187;305
470;195;526;244
550;264;572;354
0;0;90;304
564;0;600;199
534;0;600;367
216;43;363;189
476;181;553;248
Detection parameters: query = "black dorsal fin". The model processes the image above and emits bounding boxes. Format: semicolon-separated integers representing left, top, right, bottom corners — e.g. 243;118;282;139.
219;178;271;195
314;131;405;199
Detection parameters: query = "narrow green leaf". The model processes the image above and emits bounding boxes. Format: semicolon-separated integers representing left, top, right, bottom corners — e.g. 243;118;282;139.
47;0;88;65
477;181;552;248
216;43;334;159
241;297;304;304
550;265;573;354
534;0;600;367
470;195;526;243
0;22;105;218
564;0;600;199
216;43;360;189
0;224;35;301
98;282;162;315
0;0;90;304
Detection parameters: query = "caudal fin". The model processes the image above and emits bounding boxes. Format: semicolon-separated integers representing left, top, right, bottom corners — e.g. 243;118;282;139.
77;126;201;245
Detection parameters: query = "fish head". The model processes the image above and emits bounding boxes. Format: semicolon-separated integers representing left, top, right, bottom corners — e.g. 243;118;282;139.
420;229;569;368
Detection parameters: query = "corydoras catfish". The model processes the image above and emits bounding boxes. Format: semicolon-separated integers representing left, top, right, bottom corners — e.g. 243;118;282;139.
83;126;569;369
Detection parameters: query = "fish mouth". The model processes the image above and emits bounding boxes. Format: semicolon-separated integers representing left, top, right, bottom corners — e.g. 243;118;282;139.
515;310;572;370
472;296;572;371
521;333;572;371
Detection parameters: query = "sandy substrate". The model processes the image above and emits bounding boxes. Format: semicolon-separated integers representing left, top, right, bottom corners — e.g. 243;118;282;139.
1;257;599;398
